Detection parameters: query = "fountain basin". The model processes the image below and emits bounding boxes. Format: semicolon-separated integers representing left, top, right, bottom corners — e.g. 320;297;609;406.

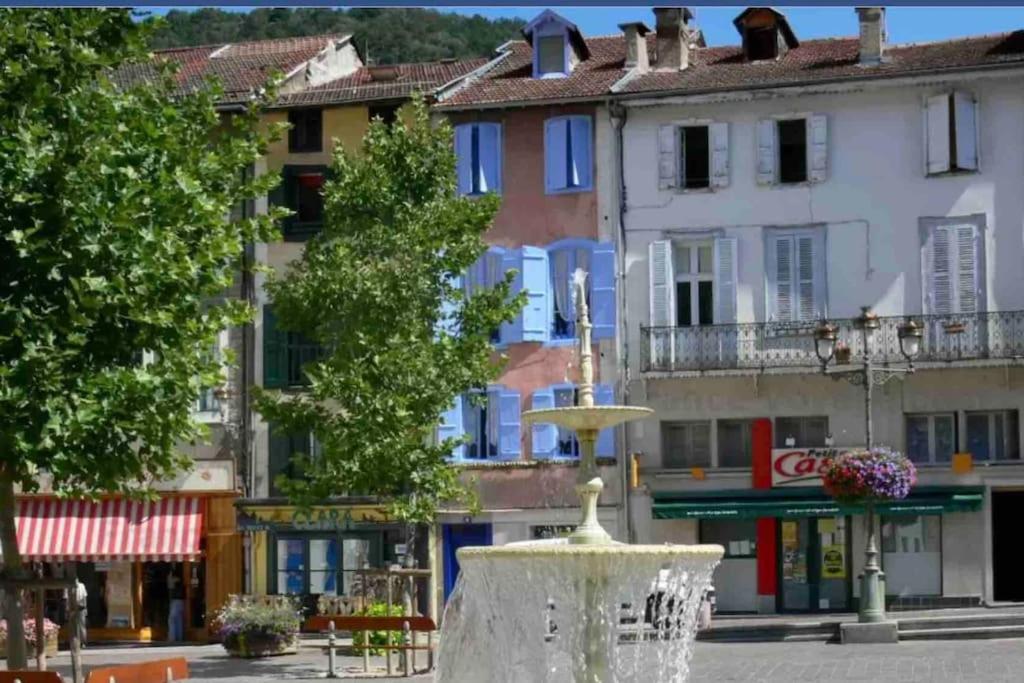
522;406;654;432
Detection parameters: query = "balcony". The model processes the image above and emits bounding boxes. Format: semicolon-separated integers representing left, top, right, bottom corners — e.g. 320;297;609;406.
641;311;1024;374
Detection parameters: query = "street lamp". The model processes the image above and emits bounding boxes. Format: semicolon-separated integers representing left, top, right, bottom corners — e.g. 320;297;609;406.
814;306;921;626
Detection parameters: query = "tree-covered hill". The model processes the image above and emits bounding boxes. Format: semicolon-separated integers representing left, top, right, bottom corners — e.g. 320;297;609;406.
142;8;526;64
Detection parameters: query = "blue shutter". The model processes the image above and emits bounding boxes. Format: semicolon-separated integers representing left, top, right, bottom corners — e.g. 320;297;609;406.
500;248;524;343
478;123;502;194
545;118;568;193
437;273;462;337
595;384;615;458
590;242;616;340
454;125;473;195
570;116;593;190
497;388;521;461
520;246;549;342
530;388;558;459
439;395;465;460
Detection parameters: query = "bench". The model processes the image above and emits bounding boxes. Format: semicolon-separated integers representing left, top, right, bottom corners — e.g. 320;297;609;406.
0;673;64;683
84;658;189;683
305;614;438;675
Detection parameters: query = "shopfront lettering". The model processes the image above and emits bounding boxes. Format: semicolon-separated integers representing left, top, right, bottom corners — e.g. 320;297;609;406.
291;508;389;530
770;448;858;487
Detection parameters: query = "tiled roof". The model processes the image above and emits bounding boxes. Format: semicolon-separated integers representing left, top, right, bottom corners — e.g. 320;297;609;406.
113;34;348;104
275;58;488;107
439;30;1024;108
437;36;629;108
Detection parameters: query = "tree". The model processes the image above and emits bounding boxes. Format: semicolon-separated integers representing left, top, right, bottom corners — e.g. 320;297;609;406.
0;10;280;667
255;98;522;529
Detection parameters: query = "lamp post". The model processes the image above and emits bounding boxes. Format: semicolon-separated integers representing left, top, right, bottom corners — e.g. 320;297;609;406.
813;307;922;624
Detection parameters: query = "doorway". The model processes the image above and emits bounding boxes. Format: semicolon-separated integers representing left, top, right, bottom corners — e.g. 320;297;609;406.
442;524;492;601
992;491;1024;601
778;516;851;612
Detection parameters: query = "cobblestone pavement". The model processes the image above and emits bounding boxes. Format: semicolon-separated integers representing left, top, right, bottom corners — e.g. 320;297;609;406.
10;638;1024;681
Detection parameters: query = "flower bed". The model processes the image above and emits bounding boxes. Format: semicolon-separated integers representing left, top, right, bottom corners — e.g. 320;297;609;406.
822;447;916;504
0;618;60;658
215;595;301;658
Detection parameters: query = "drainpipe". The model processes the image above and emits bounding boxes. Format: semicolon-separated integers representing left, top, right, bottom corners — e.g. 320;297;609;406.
608;99;633;542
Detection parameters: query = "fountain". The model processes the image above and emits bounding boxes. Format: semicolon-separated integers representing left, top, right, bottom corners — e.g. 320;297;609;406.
437;270;724;683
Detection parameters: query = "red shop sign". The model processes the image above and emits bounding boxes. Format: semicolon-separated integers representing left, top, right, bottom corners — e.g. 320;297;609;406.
770;448;857;487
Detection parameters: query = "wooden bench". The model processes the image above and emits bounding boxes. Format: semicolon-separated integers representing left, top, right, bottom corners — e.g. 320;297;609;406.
305;614;438;674
84;658;189;683
0;673;64;683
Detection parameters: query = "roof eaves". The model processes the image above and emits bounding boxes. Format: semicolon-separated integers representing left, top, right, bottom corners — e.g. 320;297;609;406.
437;92;607;112
435;49;514;104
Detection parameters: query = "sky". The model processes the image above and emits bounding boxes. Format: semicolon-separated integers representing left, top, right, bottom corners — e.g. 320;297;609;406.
146;6;1024;46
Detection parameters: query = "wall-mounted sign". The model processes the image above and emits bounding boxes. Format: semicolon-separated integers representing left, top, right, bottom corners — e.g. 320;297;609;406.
237;505;392;532
771;448;859;487
821;545;846;579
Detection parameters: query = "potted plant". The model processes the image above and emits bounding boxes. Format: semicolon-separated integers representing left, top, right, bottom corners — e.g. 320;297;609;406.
0;618;60;658
215;595;301;658
833;342;852;364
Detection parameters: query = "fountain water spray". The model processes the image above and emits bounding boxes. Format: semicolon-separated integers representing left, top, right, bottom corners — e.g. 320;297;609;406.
437;269;723;683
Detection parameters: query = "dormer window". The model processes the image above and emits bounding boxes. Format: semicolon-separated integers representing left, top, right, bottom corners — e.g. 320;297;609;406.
733;7;799;62
522;9;591;80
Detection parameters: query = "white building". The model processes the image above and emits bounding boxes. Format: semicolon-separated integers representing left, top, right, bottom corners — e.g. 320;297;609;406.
606;7;1024;613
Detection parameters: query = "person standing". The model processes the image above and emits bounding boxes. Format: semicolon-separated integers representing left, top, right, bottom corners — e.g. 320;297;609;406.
69;577;88;648
167;569;185;642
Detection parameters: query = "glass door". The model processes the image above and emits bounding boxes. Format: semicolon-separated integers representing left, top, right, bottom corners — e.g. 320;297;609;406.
779;516;850;612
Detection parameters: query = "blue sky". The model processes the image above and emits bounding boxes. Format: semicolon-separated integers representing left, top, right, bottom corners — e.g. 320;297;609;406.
147;6;1024;46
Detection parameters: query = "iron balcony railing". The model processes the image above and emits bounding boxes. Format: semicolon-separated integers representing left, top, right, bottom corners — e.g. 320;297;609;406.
641;311;1024;373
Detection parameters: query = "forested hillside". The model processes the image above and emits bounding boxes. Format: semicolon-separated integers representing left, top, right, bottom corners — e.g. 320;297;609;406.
143;8;525;64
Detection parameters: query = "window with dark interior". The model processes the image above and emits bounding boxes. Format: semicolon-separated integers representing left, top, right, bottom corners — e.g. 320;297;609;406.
717;419;755;468
674;242;713;327
774;416;828;448
746;27;779;60
662;421;711;468
369;102;401;126
288;108;323;153
681;126;710;189
777;118;807;184
295;173;324;224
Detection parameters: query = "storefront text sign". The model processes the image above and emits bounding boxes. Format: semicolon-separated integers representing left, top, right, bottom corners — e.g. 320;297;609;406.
770;448;858;487
237;506;391;532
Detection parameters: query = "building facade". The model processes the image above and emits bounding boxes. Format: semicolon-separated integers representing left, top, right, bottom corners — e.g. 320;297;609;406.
610;7;1024;612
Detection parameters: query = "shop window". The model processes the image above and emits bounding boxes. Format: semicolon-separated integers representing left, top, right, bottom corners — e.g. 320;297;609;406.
905;413;956;465
774;416;828;448
882;515;942;596
717;419;755;468
967;410;1020;461
275;535;376;598
700;519;757;558
288;108;323;153
662;420;711;469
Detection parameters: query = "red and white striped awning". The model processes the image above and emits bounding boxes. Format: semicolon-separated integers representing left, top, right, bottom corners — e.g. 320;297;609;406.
15;497;203;562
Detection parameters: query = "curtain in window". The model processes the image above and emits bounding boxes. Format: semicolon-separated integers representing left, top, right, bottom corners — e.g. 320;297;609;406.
552;248;591;338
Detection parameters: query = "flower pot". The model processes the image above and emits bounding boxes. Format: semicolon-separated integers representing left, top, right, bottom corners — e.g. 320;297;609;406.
834;347;852;364
222;633;298;658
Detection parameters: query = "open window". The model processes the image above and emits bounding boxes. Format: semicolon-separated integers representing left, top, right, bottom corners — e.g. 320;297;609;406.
288;108;323;153
657;122;729;190
925;91;978;175
756;115;828;186
438;387;521;461
454;123;502;196
544;115;593;193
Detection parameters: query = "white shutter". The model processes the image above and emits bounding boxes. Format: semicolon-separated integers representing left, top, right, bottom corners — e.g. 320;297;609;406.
925;94;951;175
713;237;738;324
710;122;730;189
955;224;979;313
649;240;676;327
768;235;793;321
928;227;953;314
658;124;679;190
808;114;828;183
796;235;817;321
953;91;978;171
756;119;777;185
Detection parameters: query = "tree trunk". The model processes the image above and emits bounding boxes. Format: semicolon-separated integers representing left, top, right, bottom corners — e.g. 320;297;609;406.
0;465;28;669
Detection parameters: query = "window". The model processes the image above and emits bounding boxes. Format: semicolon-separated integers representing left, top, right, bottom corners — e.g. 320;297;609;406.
268;426;322;496
465;250;505;343
701;519;757;558
925;91;978;175
922;220;981;315
766;227;826;322
675;242;714;327
531;384;614;459
544;116;593;193
275;535;376;597
463;391;500;460
745;26;778;60
774;416;828;448
717;419;755;468
195;335;224;418
554;387;580;457
680;126;710;189
263;306;323;389
537;34;566;76
272;165;328;237
662;421;711;468
882;515;941;596
967;410;1020;461
454;123;502;196
777;119;807;184
550;245;590;339
905;413;956;464
288;108;323;153
368;102;401;126
440;386;520;461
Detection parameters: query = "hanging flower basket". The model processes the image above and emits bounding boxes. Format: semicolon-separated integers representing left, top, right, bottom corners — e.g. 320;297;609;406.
822;447;917;505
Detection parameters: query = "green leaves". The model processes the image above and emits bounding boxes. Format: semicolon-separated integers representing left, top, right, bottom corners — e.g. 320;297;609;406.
256;98;523;524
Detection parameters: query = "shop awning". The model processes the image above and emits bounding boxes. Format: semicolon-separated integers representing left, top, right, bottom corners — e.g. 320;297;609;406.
652;488;984;520
15;497;203;562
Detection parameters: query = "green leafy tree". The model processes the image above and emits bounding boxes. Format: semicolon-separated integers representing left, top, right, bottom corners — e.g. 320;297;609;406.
0;9;281;666
256;98;522;528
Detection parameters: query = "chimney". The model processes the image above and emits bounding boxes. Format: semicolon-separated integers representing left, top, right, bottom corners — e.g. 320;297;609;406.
619;21;650;73
856;7;886;65
653;7;694;71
